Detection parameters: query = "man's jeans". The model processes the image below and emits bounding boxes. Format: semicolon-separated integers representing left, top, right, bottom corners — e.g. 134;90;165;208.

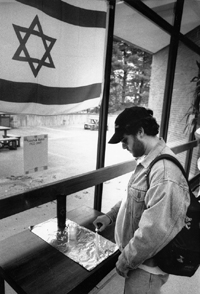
124;268;169;294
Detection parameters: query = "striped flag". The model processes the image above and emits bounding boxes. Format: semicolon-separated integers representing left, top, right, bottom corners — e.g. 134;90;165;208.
0;0;108;115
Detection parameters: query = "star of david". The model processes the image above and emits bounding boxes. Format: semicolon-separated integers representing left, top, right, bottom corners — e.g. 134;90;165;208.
12;15;56;77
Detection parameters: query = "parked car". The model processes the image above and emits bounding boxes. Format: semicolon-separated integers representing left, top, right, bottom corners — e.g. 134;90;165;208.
84;119;99;130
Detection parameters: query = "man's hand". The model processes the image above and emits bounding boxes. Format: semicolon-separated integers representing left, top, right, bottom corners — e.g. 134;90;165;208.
93;215;111;232
116;254;130;278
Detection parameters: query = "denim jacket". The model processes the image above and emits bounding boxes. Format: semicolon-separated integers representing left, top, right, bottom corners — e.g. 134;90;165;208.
106;138;190;272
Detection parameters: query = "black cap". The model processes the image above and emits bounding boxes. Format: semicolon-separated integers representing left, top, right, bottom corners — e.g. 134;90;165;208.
108;106;153;144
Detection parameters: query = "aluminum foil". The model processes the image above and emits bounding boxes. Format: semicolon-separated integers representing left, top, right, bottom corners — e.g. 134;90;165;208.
30;218;118;271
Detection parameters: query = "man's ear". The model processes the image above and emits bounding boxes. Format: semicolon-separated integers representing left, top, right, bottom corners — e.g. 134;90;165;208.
137;127;144;138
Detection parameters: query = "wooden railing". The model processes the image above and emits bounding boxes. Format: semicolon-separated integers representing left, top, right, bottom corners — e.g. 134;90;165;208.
0;140;200;221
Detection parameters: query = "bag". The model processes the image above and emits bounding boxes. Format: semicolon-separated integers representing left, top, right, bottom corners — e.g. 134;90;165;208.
147;154;200;277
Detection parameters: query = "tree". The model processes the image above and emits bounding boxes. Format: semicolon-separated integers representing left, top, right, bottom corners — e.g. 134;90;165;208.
109;39;152;113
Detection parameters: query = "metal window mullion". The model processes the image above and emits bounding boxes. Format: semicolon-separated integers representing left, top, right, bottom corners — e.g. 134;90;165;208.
94;0;116;211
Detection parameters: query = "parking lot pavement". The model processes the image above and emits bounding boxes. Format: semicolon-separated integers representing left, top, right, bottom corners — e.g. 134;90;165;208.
0;125;131;177
0;125;97;178
0;125;131;199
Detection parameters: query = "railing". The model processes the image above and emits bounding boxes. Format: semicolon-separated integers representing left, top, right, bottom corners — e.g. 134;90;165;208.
0;140;200;221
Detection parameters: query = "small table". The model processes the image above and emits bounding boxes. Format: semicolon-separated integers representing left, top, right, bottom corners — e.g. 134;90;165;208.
0;126;11;137
0;206;119;294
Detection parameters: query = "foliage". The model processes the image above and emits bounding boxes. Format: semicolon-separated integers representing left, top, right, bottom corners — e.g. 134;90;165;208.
86;39;152;114
109;39;152;113
185;61;200;134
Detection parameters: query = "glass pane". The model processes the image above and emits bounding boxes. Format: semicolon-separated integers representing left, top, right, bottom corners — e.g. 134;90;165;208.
147;45;169;126
101;5;170;213
144;0;175;25
0;0;108;213
114;1;171;54
0;118;99;202
167;41;200;174
181;0;200;35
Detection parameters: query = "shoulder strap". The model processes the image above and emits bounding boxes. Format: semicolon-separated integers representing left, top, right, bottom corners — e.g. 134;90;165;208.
146;154;188;186
147;154;200;206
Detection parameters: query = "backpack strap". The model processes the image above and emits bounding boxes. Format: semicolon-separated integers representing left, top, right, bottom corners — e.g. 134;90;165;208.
146;154;200;202
146;154;188;188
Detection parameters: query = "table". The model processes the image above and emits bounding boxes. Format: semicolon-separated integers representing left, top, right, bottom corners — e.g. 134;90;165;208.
0;126;11;137
0;206;119;294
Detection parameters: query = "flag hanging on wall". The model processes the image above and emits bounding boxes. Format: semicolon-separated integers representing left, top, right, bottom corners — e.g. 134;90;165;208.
0;0;108;115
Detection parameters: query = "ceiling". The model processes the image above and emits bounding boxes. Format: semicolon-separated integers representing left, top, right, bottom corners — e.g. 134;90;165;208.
114;0;200;53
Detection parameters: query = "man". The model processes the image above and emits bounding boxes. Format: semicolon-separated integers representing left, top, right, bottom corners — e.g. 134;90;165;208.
93;106;190;294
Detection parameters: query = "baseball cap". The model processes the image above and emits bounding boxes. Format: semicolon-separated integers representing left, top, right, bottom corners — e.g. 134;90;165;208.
108;106;153;144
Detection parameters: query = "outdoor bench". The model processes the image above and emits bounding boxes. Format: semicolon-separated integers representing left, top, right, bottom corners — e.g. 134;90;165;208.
3;134;21;147
0;137;18;150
